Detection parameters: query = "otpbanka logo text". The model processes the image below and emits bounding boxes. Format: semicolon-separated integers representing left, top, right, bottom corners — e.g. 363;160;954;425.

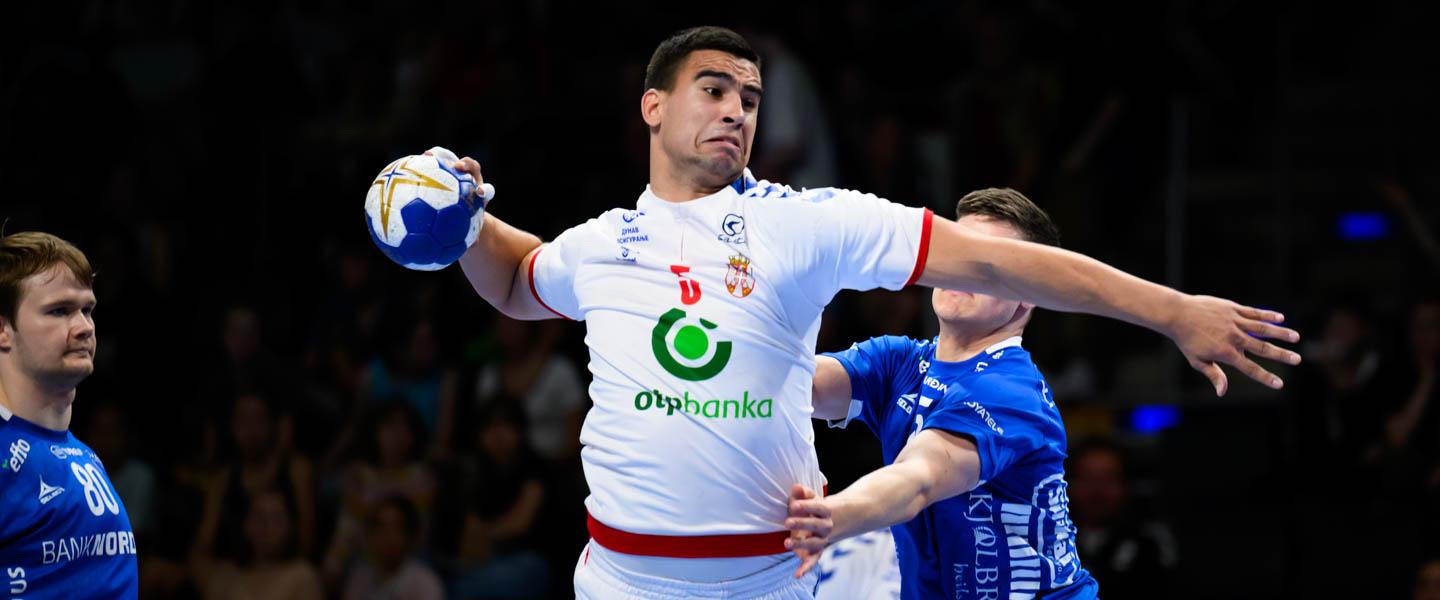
643;307;772;418
634;388;773;419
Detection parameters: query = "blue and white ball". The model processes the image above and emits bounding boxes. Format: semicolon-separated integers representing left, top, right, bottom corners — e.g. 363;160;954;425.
364;152;490;271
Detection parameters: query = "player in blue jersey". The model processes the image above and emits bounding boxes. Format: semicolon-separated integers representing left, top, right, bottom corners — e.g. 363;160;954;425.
794;188;1159;598
0;231;138;599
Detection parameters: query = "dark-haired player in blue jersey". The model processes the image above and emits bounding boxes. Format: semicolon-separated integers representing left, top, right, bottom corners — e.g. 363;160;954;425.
793;188;1254;599
0;231;138;599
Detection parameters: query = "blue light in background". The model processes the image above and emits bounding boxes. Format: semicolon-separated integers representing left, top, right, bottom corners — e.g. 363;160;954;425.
1130;405;1182;434
1338;212;1391;241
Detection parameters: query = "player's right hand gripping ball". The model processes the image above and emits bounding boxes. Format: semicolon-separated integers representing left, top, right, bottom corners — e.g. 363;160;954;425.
364;151;492;271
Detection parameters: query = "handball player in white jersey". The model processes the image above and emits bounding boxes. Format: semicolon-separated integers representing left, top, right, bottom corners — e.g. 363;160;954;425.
438;26;1299;599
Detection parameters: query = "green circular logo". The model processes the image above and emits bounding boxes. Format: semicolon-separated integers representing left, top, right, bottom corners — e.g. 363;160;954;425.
674;326;709;360
651;308;732;381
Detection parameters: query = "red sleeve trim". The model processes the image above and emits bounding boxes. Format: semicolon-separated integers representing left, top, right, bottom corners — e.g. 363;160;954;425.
527;247;573;320
905;208;934;287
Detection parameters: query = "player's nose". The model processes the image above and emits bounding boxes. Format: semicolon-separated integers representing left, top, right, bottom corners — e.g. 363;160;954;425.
720;96;746;125
73;316;95;339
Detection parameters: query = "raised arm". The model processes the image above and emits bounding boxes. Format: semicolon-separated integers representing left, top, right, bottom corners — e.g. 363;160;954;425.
443;155;561;321
784;428;981;576
919;217;1301;395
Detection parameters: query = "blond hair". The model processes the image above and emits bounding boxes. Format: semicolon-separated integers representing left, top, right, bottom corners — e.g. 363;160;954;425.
0;231;94;326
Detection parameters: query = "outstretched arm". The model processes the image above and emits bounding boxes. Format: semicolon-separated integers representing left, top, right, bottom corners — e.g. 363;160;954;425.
442;155;560;321
784;429;981;577
920;217;1301;395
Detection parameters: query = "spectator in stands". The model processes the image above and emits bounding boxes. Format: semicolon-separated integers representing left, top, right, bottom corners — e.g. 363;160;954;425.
85;401;157;537
193;488;324;600
473;316;585;464
355;316;459;459
325;400;438;586
342;495;445;600
1068;439;1176;599
449;401;549;600
194;392;316;562
1380;297;1440;469
1287;299;1385;478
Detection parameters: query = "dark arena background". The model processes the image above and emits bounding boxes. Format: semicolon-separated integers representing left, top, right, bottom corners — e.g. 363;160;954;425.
5;1;1439;598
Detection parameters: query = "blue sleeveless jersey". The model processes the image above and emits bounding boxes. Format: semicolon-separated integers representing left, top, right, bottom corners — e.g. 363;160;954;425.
825;336;1099;600
0;415;138;599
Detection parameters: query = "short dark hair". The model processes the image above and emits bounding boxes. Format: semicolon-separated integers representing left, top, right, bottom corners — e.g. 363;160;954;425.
955;188;1061;247
644;26;760;92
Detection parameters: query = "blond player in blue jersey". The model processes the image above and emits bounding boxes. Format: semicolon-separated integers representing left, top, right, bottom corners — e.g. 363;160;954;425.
0;231;138;599
421;26;1297;599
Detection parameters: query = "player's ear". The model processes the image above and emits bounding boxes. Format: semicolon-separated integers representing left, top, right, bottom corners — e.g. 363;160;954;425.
0;317;12;351
641;88;665;130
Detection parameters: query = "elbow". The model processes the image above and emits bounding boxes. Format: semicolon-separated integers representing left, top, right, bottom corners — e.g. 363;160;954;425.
494;302;526;321
895;501;926;527
907;464;966;518
909;482;938;520
493;295;546;322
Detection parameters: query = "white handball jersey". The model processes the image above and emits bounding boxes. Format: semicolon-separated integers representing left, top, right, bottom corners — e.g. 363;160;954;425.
531;172;932;539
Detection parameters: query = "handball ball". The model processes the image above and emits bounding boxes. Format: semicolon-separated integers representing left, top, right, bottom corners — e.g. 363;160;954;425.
364;151;489;271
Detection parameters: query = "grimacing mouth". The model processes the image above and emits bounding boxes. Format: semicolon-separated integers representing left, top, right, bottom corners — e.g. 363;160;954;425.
704;134;743;152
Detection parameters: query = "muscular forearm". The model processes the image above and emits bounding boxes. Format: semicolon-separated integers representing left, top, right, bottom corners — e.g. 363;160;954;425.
921;218;1186;335
786;431;980;576
824;463;934;541
458;213;542;317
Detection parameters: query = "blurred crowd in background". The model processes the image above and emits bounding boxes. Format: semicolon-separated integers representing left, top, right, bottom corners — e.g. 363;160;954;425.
5;0;1439;598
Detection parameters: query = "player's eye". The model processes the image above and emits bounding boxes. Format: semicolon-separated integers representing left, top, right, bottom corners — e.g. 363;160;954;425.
704;87;721;97
48;307;68;316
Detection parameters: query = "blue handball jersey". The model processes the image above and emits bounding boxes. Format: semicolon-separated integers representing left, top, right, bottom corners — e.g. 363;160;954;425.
0;415;138;599
826;336;1099;600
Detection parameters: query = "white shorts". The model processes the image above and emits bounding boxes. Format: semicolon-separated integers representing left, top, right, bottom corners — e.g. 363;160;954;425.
574;539;819;599
813;530;901;600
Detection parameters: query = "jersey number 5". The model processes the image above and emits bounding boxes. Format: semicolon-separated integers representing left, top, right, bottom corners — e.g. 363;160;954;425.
70;462;121;516
670;265;702;305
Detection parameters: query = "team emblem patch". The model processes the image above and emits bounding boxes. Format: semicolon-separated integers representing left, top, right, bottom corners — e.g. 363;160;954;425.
38;477;64;504
718;213;747;244
725;254;756;298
